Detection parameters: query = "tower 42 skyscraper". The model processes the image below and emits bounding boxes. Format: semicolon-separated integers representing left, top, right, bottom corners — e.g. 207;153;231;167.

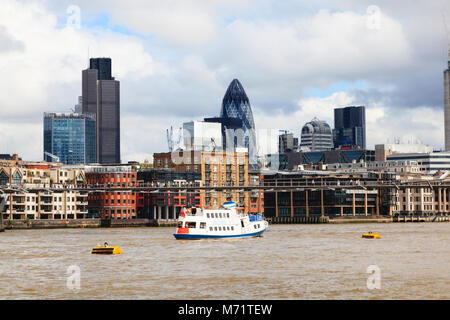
82;57;120;164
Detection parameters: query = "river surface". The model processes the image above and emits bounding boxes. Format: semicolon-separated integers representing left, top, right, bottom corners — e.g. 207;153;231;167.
0;223;449;300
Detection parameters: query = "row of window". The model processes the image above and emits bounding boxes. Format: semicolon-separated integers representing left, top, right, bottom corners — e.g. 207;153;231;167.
209;226;235;232
206;212;230;219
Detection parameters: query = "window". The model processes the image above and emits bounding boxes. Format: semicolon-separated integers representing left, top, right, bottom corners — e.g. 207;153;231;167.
186;222;196;228
207;213;210;218
200;222;206;229
209;227;213;231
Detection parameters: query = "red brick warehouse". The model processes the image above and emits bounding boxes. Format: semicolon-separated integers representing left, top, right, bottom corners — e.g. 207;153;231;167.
85;165;137;219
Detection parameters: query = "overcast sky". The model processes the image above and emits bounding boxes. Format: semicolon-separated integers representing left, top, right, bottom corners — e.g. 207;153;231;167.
1;0;450;162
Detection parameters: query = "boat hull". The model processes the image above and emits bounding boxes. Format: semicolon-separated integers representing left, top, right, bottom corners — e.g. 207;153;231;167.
173;229;266;240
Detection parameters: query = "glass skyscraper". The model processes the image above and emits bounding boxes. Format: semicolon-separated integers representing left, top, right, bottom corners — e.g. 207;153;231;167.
205;79;257;166
333;106;366;150
82;57;121;164
43;113;96;164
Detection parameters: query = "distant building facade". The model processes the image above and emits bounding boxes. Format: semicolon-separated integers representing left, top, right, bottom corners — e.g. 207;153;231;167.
387;151;450;173
300;118;333;152
375;143;434;162
333;106;366;150
82;57;120;164
84;165;137;220
43;112;96;164
278;131;298;153
153;150;250;212
183;121;223;151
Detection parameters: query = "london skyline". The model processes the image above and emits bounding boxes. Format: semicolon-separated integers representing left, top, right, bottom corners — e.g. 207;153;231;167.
1;0;450;163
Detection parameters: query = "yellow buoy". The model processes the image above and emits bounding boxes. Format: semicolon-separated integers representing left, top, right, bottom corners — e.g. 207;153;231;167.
91;246;122;254
362;232;381;239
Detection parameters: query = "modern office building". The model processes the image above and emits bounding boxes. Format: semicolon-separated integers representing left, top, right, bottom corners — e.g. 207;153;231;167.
182;121;223;151
300;118;333;152
444;53;450;150
205;79;257;166
333;106;366;150
387;151;450;173
278;131;298;153
82;57;120;164
43;112;96;164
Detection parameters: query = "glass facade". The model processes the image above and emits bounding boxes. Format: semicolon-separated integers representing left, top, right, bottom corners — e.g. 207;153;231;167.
43;113;96;164
333;106;366;150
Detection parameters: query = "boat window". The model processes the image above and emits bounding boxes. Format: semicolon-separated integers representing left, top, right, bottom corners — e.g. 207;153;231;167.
209;227;213;231
219;212;222;218
218;226;222;231
200;222;206;229
177;222;183;228
254;225;257;229
192;208;197;215
241;220;245;228
207;213;210;218
214;227;218;231
186;222;196;228
215;213;218;218
227;213;230;218
231;226;234;231
227;226;230;231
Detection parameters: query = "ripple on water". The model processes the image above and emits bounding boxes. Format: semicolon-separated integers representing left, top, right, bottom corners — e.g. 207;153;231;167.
0;224;449;299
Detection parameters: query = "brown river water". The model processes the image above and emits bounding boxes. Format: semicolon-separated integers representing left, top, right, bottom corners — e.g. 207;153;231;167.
0;223;449;300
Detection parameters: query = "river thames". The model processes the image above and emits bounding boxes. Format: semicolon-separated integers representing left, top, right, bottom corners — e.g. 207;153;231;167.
0;223;449;300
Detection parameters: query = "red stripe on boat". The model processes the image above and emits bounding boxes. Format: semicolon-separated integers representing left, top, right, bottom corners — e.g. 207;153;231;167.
177;227;189;234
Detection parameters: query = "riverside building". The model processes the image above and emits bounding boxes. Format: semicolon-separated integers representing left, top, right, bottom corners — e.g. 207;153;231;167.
153;150;250;212
84;164;137;219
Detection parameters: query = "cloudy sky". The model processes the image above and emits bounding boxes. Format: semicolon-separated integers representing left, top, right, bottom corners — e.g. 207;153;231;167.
0;0;449;162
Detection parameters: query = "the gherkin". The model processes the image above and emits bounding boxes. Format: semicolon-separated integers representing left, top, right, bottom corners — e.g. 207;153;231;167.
220;79;256;155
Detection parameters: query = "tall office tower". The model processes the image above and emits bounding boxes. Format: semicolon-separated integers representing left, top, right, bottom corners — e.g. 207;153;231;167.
333;106;366;150
97;80;120;164
90;58;114;80
300;118;333;152
82;57;120;164
205;79;257;166
43;113;96;164
444;53;450;150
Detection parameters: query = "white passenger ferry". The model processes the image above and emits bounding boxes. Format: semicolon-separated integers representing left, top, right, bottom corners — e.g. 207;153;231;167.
173;201;268;239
